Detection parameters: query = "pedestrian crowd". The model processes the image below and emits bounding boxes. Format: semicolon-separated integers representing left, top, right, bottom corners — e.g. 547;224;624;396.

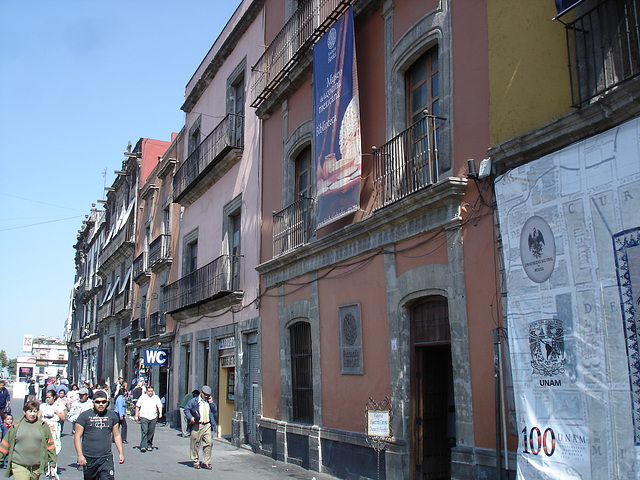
0;377;218;480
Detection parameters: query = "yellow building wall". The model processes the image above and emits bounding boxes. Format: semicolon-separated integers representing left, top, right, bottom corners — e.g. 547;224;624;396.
488;0;573;145
217;365;234;437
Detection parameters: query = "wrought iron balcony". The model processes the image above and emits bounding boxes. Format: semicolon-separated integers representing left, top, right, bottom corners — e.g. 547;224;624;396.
97;302;111;322
113;288;131;315
133;251;148;281
164;254;240;314
250;0;351;108
173;114;244;203
130;319;145;342
99;218;135;270
372;113;444;211
273;197;314;256
149;311;166;336
565;0;640;107
149;234;171;267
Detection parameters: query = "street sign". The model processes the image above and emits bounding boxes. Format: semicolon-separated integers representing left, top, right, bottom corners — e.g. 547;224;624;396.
143;349;170;366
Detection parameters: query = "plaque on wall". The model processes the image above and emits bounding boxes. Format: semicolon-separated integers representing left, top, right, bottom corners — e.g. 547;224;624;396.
339;303;363;374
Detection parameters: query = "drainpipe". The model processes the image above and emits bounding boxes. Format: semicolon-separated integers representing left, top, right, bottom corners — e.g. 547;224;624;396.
493;328;505;480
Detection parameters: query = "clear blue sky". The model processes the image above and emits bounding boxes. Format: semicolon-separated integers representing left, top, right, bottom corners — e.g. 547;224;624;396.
0;0;241;360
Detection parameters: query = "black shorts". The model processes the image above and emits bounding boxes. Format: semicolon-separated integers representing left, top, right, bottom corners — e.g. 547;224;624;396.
84;455;115;480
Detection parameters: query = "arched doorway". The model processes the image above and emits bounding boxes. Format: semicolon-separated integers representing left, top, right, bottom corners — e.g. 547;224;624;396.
410;296;456;479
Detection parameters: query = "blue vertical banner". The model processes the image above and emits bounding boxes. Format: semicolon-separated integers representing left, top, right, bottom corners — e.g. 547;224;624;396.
313;7;361;228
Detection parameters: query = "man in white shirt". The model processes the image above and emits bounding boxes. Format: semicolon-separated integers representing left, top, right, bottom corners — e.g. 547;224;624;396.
66;387;93;433
134;385;163;453
184;385;217;469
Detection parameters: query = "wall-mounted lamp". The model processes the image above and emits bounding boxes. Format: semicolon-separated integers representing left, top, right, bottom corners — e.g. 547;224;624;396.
467;159;478;179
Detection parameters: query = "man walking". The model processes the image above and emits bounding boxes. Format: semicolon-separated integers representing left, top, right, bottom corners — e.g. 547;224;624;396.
111;378;123;400
134;386;162;452
67;388;93;432
184;385;217;470
0;381;9;419
179;390;198;438
74;390;125;480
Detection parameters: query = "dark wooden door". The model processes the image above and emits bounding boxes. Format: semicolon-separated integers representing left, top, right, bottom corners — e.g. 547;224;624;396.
411;297;455;480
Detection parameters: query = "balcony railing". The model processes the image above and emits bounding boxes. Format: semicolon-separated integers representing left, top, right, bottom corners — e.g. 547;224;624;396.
273;197;314;256
173;114;244;202
133;251;148;281
164;254;240;313
97;302;111;322
149;234;171;267
149;311;166;336
372;113;444;211
566;0;640;107
113;289;131;315
99;218;134;266
131;319;145;342
250;0;352;108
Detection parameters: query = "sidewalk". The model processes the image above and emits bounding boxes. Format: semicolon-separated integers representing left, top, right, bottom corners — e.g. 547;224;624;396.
54;421;339;480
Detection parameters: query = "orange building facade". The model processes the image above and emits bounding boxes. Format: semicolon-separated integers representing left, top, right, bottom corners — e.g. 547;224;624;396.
253;0;505;478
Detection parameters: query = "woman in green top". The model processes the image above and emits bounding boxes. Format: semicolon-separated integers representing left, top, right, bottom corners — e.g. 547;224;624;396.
0;400;57;479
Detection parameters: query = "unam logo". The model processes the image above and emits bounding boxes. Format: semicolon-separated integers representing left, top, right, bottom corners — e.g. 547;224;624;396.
529;319;566;377
327;27;337;50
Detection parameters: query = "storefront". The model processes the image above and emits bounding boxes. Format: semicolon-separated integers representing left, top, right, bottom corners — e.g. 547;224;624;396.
217;336;235;438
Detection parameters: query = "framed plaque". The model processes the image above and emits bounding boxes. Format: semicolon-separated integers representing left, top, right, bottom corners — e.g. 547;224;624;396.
339;303;363;374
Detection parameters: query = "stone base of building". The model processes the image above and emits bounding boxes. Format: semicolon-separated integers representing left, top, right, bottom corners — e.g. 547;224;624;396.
257;417;517;480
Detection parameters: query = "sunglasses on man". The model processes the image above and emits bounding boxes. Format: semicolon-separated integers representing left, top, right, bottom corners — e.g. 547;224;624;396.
94;400;108;404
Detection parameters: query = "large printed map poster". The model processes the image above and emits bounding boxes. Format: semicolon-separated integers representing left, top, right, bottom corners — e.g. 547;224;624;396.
495;117;640;479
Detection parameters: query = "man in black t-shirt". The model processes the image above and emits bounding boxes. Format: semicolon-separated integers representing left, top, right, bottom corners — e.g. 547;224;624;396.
74;390;125;480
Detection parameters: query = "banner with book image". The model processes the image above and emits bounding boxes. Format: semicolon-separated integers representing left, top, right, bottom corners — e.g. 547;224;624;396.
495;117;640;479
313;7;361;228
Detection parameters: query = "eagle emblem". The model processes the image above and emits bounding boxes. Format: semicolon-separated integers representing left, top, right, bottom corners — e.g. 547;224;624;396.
528;227;545;259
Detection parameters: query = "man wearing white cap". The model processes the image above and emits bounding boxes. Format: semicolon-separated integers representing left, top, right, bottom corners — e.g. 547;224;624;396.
67;388;93;433
184;385;217;469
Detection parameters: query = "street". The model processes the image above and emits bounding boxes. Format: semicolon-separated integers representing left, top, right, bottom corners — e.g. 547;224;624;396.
5;383;338;479
52;420;337;480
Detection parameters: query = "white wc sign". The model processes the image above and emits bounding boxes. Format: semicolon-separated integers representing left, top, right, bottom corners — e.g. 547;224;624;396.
144;349;169;366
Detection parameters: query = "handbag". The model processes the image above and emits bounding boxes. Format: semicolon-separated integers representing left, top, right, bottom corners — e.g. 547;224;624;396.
4;404;10;415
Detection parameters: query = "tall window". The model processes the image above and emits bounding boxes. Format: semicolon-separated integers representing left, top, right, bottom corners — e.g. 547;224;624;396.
406;47;439;124
188;118;201;158
230;76;245;145
295;146;312;198
162;207;170;235
230;212;241;290
187;240;198;274
295;146;312;243
290;322;313;423
406;46;440;184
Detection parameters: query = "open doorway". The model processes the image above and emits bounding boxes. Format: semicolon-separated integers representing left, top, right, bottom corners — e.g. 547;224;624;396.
410;296;456;480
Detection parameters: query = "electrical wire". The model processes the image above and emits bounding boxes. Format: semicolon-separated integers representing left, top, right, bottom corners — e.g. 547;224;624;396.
0;215;85;232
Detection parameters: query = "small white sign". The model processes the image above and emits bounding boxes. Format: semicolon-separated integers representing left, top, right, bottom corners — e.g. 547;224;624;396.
367;410;391;437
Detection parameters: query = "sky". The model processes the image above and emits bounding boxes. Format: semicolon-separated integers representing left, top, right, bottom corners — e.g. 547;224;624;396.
0;0;242;360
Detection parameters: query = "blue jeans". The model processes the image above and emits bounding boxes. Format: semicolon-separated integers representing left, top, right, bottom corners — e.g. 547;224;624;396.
139;417;157;450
